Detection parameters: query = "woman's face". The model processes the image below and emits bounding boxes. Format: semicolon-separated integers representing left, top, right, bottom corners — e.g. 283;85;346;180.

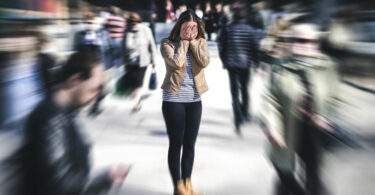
179;20;198;40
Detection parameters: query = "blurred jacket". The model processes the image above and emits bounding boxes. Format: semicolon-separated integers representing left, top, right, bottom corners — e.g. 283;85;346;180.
160;38;210;95
123;24;156;67
217;19;259;69
22;98;112;195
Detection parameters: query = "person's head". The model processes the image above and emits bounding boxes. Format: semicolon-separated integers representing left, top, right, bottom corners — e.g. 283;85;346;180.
195;4;201;10
216;3;223;12
233;3;247;21
126;12;142;29
83;12;101;31
168;9;205;42
179;5;187;11
223;5;231;14
60;52;104;108
110;6;122;16
290;23;321;57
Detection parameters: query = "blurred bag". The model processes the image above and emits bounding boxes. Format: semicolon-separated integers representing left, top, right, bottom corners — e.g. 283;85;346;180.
115;72;133;96
148;66;157;90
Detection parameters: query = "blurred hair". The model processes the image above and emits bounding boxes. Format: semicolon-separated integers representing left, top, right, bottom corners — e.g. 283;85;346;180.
110;6;123;15
61;52;101;82
126;12;142;24
83;12;97;20
233;5;248;20
168;9;205;42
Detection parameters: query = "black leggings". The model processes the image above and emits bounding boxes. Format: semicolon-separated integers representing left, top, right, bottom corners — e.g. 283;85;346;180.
162;101;202;186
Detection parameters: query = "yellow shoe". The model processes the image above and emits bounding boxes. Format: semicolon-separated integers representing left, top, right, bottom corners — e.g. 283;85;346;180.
185;178;203;195
174;180;187;195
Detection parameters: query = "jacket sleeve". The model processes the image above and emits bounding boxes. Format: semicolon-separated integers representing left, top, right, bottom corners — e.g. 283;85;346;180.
147;27;157;66
160;38;189;69
260;76;285;138
38;119;112;195
189;38;210;68
250;29;259;68
216;27;226;63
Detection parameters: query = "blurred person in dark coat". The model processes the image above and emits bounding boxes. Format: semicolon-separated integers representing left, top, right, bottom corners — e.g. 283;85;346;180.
217;6;259;135
203;2;216;41
22;52;130;195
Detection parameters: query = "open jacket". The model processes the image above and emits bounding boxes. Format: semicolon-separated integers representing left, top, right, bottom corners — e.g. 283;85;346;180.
160;38;210;95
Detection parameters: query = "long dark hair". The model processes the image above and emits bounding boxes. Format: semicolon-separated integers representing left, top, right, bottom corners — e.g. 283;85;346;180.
168;9;205;42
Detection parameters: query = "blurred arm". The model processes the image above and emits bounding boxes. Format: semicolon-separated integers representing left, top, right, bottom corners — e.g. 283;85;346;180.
250;29;260;69
38;119;112;195
147;27;157;67
216;28;226;63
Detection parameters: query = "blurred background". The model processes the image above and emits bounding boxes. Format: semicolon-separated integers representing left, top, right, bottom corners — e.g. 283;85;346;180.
0;0;375;194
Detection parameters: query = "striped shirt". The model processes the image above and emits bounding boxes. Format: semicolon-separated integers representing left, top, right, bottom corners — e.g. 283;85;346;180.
104;15;125;39
163;54;201;102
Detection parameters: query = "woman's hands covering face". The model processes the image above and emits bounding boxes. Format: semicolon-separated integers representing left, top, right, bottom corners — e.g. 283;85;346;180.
180;21;198;40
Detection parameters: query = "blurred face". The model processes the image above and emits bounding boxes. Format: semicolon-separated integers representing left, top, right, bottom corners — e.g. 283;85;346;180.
84;18;101;31
73;65;104;108
291;37;320;57
291;25;321;57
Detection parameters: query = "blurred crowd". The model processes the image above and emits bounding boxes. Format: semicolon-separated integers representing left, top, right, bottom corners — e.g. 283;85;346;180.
0;0;375;195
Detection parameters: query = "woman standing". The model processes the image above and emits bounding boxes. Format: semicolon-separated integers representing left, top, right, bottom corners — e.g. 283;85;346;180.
160;10;210;195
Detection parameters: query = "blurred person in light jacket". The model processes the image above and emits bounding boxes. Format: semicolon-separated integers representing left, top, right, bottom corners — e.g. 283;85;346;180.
260;17;340;195
122;12;157;112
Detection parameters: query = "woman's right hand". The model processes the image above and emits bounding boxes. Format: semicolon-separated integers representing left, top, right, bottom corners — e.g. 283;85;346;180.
180;22;198;40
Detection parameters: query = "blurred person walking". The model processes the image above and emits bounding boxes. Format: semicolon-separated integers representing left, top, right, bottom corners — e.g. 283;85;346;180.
160;10;209;195
176;5;187;20
260;18;341;195
22;52;130;195
74;13;113;116
122;12;157;112
203;2;215;41
213;3;223;33
195;4;203;19
165;0;175;23
217;6;259;135
104;6;126;69
219;4;233;28
0;29;51;132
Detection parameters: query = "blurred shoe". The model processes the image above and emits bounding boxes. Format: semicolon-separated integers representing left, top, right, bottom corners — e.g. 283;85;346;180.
174;180;187;195
235;121;243;137
185;178;203;195
131;102;142;113
88;107;103;117
244;114;252;123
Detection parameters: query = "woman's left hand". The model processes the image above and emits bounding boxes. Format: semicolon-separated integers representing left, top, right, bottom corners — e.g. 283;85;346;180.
190;25;198;40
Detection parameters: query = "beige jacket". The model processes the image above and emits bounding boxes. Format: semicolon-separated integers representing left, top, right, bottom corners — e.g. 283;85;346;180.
160;38;210;95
